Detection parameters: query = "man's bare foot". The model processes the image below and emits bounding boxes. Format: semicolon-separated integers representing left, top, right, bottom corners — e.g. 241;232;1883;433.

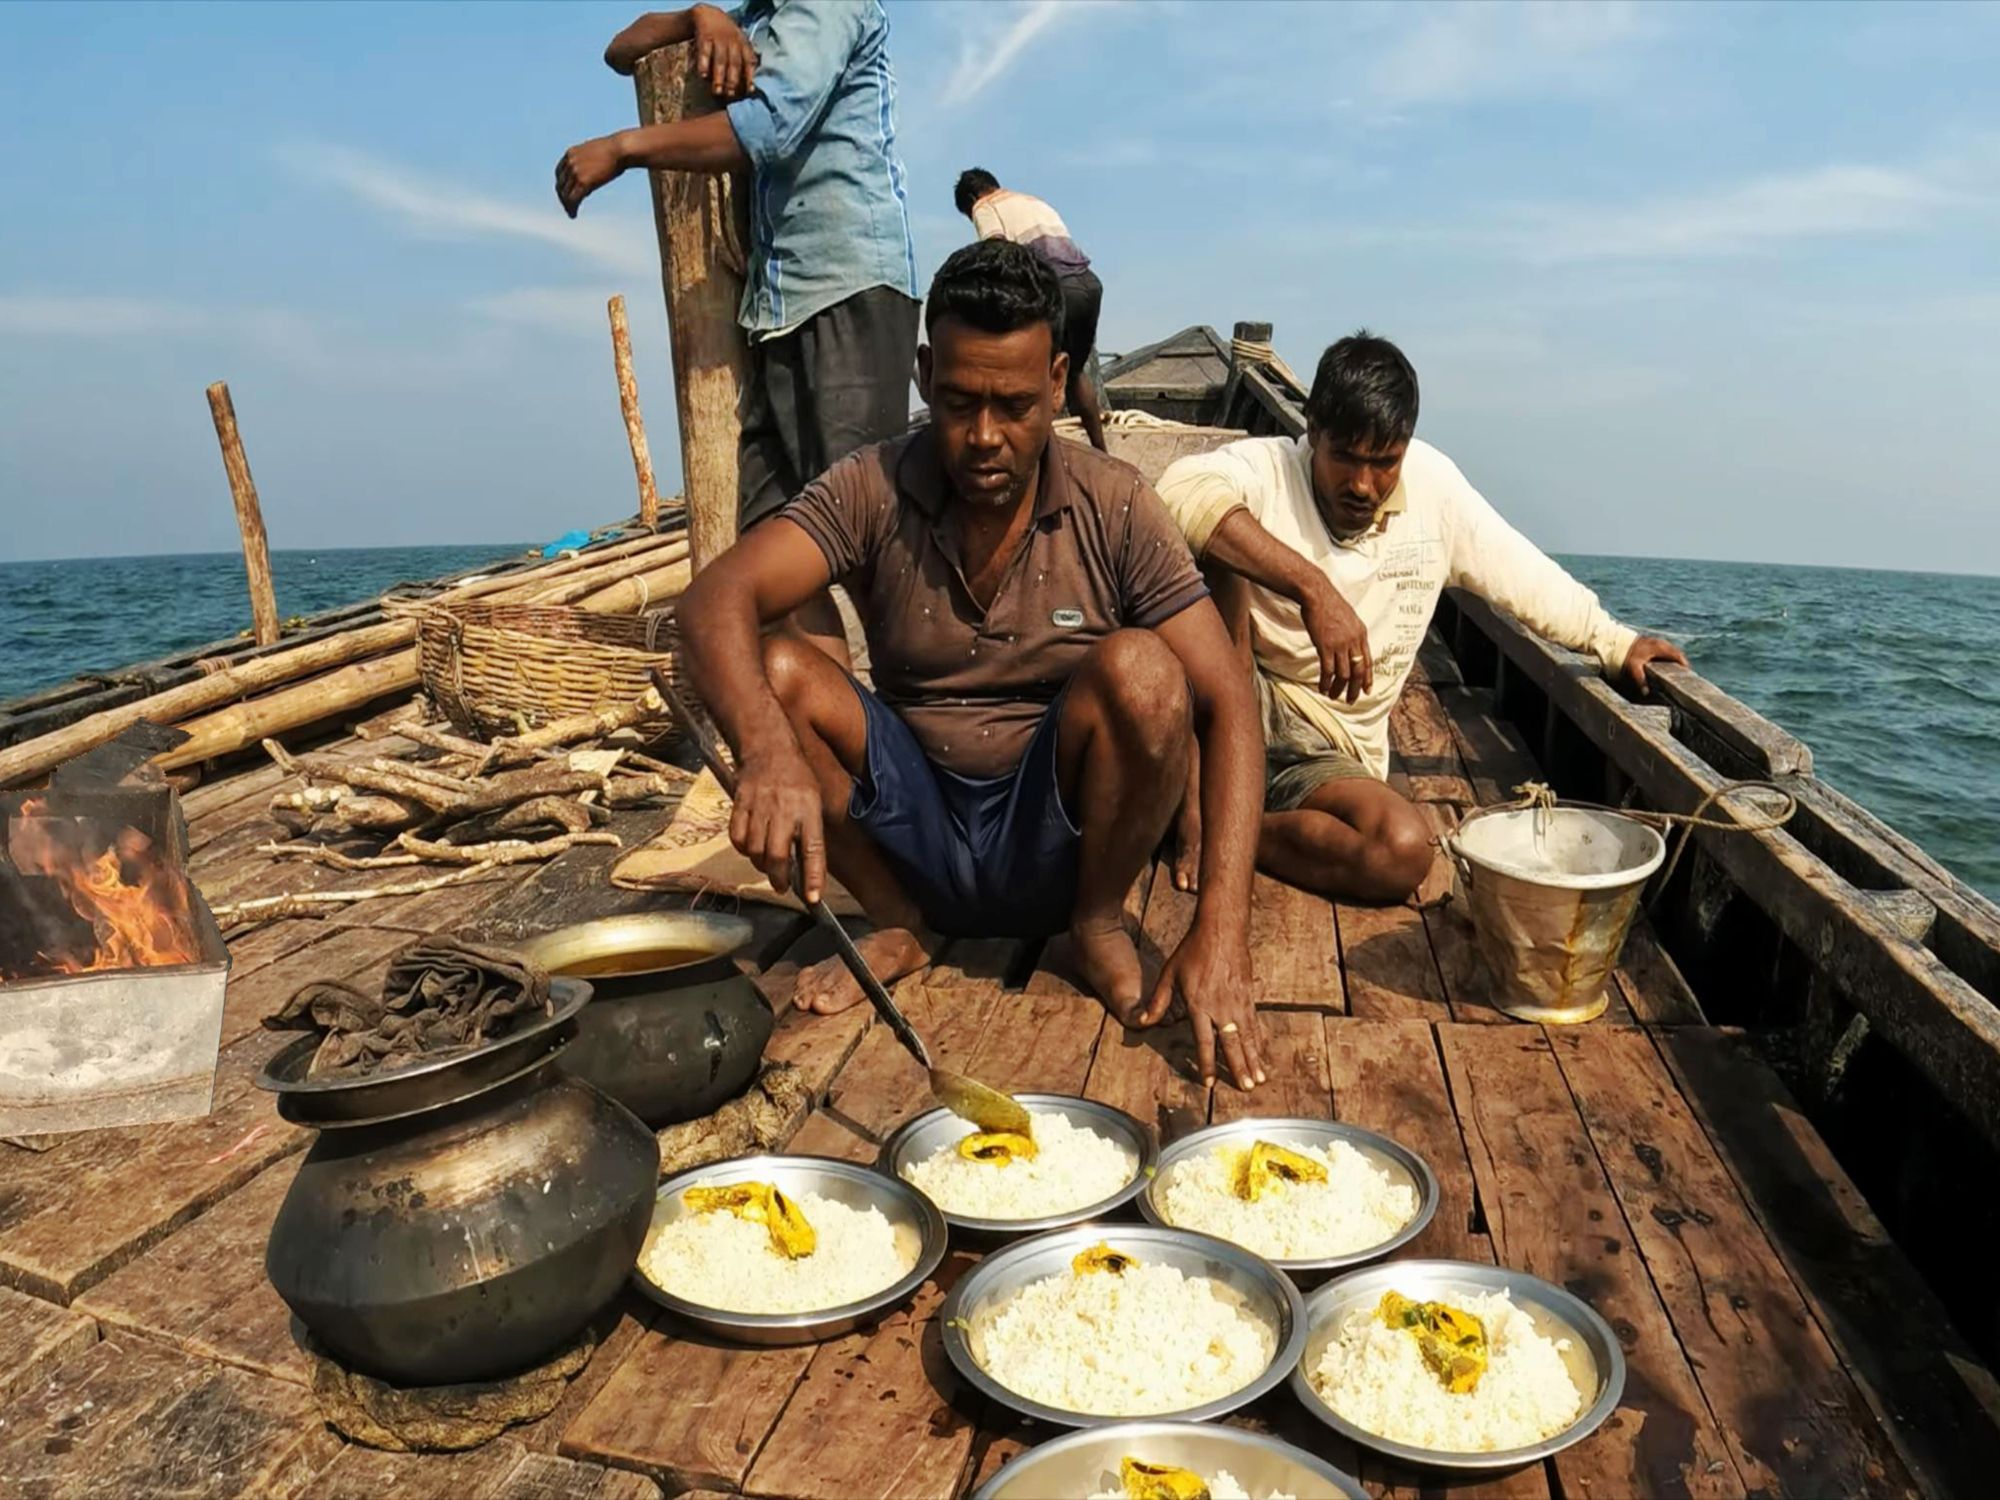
1071;920;1145;1025
794;926;936;1015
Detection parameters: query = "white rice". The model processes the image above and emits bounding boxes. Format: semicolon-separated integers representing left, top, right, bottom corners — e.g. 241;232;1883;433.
1158;1138;1417;1261
1309;1289;1584;1452
641;1186;913;1315
1085;1470;1293;1500
902;1110;1137;1220
971;1259;1276;1416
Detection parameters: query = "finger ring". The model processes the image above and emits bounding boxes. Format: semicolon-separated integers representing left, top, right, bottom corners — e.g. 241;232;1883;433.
1219;1022;1240;1035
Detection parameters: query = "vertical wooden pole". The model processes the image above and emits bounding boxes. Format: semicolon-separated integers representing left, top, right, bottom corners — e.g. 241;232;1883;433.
633;43;751;574
204;381;280;647
606;294;661;530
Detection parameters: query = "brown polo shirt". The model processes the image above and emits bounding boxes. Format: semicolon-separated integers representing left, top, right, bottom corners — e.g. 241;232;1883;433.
780;430;1209;779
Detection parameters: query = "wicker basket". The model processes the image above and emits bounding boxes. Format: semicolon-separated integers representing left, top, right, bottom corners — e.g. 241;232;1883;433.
413;601;685;739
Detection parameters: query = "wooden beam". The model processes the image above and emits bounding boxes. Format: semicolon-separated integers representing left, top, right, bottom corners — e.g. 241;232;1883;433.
606;295;661;530
632;43;750;574
1650;662;1813;776
205;382;280;647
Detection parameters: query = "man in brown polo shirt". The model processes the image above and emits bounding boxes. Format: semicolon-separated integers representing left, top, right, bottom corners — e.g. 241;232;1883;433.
677;239;1268;1091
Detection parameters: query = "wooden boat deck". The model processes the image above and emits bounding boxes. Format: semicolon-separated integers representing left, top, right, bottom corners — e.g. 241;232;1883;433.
2;647;1995;1498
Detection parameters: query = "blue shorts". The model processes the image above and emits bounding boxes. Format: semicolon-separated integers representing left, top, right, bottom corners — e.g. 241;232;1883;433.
846;680;1080;939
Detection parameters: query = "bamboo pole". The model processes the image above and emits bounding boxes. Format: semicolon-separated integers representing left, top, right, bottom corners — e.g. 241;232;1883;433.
523;537;690;605
156;650;421;770
432;528;680;607
0;621;416;788
575;556;693;614
633;42;750;575
206;382;282;646
607;295;661;530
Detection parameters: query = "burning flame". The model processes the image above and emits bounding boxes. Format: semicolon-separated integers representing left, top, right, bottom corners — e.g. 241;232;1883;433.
5;800;201;978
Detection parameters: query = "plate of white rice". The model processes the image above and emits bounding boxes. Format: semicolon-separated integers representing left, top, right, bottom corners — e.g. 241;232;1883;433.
882;1094;1153;1236
941;1224;1306;1428
1289;1259;1625;1469
633;1154;947;1345
970;1420;1365;1500
1141;1118;1436;1271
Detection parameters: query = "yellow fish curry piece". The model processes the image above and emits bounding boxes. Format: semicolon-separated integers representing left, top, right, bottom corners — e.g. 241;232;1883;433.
958;1129;1038;1166
1377;1290;1488;1393
1119;1457;1212;1500
1233;1139;1329;1202
682;1181;818;1260
1072;1243;1139;1276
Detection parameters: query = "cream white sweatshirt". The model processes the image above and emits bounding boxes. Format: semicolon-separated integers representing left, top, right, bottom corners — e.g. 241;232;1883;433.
1158;434;1636;780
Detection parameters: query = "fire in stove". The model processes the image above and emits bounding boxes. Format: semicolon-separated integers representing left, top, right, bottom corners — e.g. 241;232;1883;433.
4;799;203;980
0;723;232;1136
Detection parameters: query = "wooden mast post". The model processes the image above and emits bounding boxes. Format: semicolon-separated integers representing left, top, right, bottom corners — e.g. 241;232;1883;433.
204;381;281;647
632;44;750;574
606;294;661;530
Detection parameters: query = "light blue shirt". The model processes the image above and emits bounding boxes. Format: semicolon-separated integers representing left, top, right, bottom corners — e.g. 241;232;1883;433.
725;0;919;337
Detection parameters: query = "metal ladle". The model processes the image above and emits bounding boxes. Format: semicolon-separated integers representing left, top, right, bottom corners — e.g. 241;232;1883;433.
649;669;1031;1138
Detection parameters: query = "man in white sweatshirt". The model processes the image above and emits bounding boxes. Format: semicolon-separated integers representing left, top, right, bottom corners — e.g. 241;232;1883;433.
1157;332;1687;904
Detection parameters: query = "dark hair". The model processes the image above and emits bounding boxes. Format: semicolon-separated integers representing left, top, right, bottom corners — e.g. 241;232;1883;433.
925;238;1065;350
1306;331;1419;449
954;167;1001;216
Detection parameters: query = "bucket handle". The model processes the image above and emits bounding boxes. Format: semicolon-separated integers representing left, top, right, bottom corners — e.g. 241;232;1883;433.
1438;828;1475;889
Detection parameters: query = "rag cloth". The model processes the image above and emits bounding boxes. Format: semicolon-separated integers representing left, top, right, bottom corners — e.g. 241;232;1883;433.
656;1061;813;1176
303;1323;597;1453
610;767;862;917
268;936;553;1078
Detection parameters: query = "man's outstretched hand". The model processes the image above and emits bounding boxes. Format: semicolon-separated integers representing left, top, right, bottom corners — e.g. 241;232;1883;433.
1141;918;1265;1092
556;134;627;218
1621;635;1690;695
605;6;757;98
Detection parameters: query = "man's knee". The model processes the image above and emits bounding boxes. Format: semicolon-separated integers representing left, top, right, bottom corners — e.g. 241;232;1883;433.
1375;803;1437;899
1077;630;1191;760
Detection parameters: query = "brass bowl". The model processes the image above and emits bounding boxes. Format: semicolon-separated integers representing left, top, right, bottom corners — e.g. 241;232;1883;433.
518;912;772;1128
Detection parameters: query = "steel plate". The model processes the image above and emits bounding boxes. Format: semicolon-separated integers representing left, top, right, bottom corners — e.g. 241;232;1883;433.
971;1420;1366;1499
1288;1258;1626;1470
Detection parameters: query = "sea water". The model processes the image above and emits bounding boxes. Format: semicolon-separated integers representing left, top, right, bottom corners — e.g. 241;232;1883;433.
1;548;1994;900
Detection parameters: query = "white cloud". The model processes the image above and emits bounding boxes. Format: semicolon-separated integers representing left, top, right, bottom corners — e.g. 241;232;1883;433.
1368;0;1655;108
276;143;656;278
468;285;635;336
0;295;210;337
1520;162;1960;263
941;0;1074;104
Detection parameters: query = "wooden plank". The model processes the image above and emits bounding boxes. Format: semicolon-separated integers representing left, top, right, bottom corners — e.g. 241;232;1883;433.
1388;682;1476;806
1417;632;1465;687
0;1333;340;1498
1321;1020;1489;1265
0;1284;96;1402
1435;684;1540;808
297;1438;665;1499
0;1030;304;1304
1211;1009;1329;1121
1657;1028;2000;1500
1338;902;1450;1023
1552;1026;1917;1497
1247;874;1343;1010
75;1156;304;1384
743;1254;978;1500
559;1319;814;1493
515;1304;655;1458
966;964;1106;1095
1437;1025;1746;1500
1615;916;1707;1026
1649;663;1812;778
1081;1010;1209;1142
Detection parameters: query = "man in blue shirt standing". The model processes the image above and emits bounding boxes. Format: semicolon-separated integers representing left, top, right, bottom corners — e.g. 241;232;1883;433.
556;3;920;651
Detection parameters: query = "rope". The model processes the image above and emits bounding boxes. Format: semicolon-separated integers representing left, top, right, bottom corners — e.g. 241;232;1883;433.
1229;336;1306;393
1494;779;1797;910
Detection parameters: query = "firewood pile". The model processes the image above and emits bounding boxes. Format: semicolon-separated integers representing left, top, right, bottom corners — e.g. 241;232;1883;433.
206;692;696;930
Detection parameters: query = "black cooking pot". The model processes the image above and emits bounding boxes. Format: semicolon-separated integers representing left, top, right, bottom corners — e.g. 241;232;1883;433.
518;911;773;1128
258;982;660;1385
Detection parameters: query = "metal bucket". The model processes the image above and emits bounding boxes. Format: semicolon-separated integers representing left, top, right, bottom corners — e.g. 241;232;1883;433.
1441;806;1665;1025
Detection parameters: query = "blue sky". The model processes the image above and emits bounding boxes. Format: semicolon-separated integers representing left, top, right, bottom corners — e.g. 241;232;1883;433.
2;0;1997;574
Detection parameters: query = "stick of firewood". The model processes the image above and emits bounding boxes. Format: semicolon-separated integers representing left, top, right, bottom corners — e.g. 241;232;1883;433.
212;863;503;928
394;830;621;864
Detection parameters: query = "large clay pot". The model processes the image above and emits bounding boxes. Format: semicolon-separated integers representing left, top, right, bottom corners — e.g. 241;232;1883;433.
518;912;773;1128
259;982;659;1385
